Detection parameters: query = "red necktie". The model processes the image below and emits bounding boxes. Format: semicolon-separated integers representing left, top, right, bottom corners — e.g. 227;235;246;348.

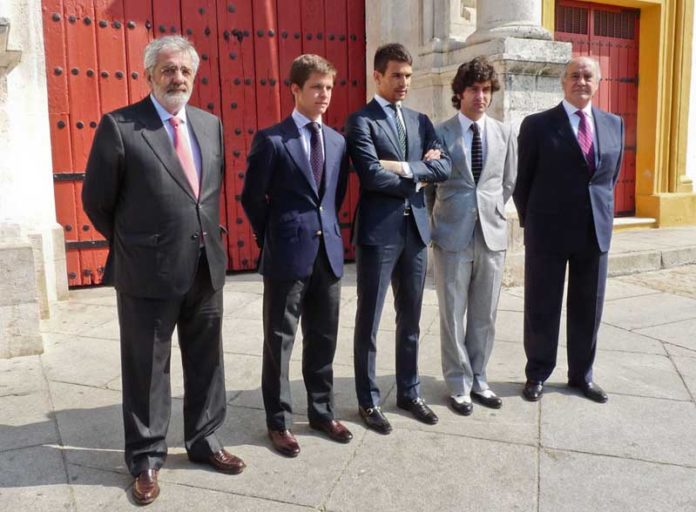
168;117;200;198
575;110;596;174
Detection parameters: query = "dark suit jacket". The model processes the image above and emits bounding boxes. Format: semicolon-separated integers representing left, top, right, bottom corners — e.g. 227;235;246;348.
345;99;451;246
513;103;624;253
82;97;227;298
241;117;349;280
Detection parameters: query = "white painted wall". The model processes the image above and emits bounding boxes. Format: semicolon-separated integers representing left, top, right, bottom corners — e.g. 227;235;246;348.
0;0;67;305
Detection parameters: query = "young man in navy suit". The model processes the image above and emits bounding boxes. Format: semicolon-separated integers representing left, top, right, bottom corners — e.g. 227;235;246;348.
514;56;625;404
346;43;451;434
242;54;351;457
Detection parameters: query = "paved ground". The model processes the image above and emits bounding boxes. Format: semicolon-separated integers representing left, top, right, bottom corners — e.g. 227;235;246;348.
2;229;696;511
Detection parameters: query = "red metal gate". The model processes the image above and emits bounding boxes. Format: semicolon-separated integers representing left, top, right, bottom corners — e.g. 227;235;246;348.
555;0;639;216
41;0;366;286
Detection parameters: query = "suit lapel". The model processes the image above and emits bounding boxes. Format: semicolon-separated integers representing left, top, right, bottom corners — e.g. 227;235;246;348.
186;106;212;200
368;100;403;158
403;107;419;161
480;118;503;182
140;99;198;201
323;126;341;194
443;116;472;183
281;117;319;197
592;106;606;171
552;102;587;164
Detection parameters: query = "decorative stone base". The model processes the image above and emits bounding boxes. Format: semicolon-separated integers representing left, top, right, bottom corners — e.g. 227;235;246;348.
0;234;43;358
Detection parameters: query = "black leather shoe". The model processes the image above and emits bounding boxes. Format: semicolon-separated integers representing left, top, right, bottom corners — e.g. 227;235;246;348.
522;380;544;401
448;397;473;416
568;381;608;403
359;406;392;435
397;397;439;425
471;390;503;409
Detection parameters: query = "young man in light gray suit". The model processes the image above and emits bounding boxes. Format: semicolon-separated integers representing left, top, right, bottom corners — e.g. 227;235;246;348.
426;57;516;415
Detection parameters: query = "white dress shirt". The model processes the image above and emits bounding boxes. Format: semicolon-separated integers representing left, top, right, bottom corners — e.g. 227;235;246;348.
291;109;324;167
150;95;202;180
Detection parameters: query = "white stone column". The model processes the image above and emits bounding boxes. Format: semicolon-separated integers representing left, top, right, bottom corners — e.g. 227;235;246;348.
1;0;69;357
466;0;551;45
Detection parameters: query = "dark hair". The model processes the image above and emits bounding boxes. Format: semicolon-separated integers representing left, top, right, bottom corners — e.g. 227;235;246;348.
289;54;336;88
450;57;500;110
374;43;412;74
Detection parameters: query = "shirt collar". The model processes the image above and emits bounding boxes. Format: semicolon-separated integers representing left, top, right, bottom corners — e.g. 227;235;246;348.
562;99;593;119
457;112;486;134
292;109;322;131
150;94;188;125
374;94;401;110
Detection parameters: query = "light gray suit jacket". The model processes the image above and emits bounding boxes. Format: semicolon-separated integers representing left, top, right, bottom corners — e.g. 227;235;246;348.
426;114;517;252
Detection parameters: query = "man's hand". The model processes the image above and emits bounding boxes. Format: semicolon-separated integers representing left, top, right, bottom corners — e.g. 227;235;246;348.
379;159;405;176
423;149;441;161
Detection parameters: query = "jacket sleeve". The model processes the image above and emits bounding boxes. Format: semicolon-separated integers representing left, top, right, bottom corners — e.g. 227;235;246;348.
241;131;275;247
336;140;349;214
82;114;124;241
345;112;419;198
612;116;625;187
512;115;537;228
408;114;452;184
502;123;518;205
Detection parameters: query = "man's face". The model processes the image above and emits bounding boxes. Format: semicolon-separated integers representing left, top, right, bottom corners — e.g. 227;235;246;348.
374;60;412;103
459;80;492;121
562;58;599;109
146;48;195;114
291;72;334;120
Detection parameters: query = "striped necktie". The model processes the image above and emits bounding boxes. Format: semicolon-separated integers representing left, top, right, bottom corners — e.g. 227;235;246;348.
470;122;483;184
388;103;407;158
575;110;596;174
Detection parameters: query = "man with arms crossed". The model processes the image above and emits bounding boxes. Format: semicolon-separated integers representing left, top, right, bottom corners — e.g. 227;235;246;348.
513;56;624;404
242;54;351;457
346;43;451;434
83;36;244;506
427;57;516;416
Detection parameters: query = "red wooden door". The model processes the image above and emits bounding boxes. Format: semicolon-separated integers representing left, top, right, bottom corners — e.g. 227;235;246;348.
555;0;639;216
41;0;365;286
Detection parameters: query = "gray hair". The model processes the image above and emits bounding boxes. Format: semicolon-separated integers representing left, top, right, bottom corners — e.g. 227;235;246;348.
561;56;602;82
143;36;200;73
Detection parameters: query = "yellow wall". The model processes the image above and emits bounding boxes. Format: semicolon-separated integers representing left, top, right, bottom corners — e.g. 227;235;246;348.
543;0;696;226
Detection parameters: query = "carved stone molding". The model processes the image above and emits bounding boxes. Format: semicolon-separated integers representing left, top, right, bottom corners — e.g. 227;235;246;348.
0;18;22;76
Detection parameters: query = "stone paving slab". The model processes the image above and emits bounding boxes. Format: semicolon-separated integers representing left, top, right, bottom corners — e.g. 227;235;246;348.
541;393;696;467
539;449;696;512
326;428;537;512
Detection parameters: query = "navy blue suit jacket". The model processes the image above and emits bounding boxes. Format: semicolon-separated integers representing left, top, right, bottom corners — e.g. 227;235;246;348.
345;99;451;246
242;117;349;280
513;103;624;253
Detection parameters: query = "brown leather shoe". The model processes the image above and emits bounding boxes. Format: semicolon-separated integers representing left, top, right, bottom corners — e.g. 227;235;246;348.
132;469;159;506
205;449;246;474
309;419;353;443
268;429;300;457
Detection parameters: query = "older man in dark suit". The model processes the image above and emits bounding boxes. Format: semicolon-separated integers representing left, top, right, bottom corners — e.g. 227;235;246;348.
83;36;244;505
513;56;624;404
242;54;351;458
346;43;451;434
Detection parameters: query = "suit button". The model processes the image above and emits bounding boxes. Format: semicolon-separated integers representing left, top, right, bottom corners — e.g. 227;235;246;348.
191;233;199;240
319;206;324;212
316;230;322;236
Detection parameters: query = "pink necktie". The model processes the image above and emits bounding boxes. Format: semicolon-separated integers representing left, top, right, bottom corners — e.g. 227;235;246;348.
168;117;200;198
575;110;596;174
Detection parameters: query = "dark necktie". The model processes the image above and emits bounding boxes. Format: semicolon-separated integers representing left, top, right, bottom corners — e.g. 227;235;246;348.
388;103;407;158
307;122;324;187
575;110;596;174
470;122;483;184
